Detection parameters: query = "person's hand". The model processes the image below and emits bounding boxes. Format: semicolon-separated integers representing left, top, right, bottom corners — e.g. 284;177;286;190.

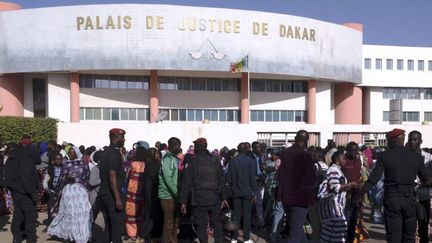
221;200;229;209
180;204;187;215
115;199;123;211
350;182;359;189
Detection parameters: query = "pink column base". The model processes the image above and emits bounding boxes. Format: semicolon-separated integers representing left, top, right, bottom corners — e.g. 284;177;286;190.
70;73;80;123
240;72;249;124
0;74;24;116
307;80;316;124
149;70;159;123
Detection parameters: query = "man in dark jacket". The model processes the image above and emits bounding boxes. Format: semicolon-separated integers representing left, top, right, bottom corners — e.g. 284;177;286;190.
226;142;257;243
5;137;39;243
277;130;316;242
179;138;227;243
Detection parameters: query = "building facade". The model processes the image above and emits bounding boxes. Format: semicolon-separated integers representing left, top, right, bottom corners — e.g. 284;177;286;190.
0;2;431;149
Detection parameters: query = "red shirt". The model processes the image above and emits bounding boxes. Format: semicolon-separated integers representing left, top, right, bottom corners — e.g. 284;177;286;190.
342;158;361;183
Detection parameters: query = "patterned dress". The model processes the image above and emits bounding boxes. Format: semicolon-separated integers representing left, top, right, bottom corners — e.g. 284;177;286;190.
318;164;348;242
48;159;91;243
125;161;146;238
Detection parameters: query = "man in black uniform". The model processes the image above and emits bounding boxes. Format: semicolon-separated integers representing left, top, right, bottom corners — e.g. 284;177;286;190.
355;128;431;243
97;128;126;243
179;137;228;243
407;130;432;243
5;137;39;243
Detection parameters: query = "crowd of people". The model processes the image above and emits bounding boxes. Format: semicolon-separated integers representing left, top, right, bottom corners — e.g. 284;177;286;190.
0;128;431;243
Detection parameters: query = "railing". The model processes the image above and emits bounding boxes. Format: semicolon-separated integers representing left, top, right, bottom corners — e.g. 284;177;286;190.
257;132;320;148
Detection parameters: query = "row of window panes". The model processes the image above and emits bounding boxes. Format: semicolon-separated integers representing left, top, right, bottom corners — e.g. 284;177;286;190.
382;88;420;99
383;111;419;122
79;75;149;89
158;109;240;122
250;80;308;93
250;110;307;122
158;77;240;91
365;59;432;71
80;107;149;121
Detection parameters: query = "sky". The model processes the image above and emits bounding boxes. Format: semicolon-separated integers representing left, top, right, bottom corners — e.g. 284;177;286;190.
10;0;432;47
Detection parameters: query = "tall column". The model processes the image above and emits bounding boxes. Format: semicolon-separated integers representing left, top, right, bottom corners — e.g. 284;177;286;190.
0;74;24;116
70;73;80;123
0;2;21;11
334;83;362;124
149;70;159;123
307;80;316;124
240;72;249;124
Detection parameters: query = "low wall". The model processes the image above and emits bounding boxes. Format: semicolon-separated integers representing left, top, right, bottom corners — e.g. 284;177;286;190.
58;122;432;150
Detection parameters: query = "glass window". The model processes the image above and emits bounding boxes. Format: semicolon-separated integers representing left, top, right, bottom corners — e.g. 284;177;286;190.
137;109;145;120
272;110;280;122
397;59;404;70
179;109;187;121
187;109;194;121
195;109;203;121
251;79;266;91
294;81;304;92
204;110;211;120
103;108;110;120
94;108;102;120
111;109;120;120
294;111;303;122
251;110;258;121
383;111;389;122
85;108;94;120
257;110;264;121
171;109;179;121
191;78;206;90
429;61;432;71
280;111;288;121
265;110;272;121
418;60;424;71
110;80;119;89
408;60;414;71
272;80;281;92
128;109;136;120
386;59;393;70
222;79;235;91
211;110;218;121
281;80;291;92
425;89;432;99
159;77;177;90
403;111;419;122
227;110;234;121
364;58;371;69
375;58;382;70
424;112;432;121
219;110;227;121
95;75;110;88
80;108;84;120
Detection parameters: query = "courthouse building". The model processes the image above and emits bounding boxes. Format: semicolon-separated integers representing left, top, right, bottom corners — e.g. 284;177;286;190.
0;2;431;148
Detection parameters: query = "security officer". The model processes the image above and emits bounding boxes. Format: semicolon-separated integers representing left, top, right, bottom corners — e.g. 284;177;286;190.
179;137;228;243
5;137;39;243
355;128;431;243
97;128;126;243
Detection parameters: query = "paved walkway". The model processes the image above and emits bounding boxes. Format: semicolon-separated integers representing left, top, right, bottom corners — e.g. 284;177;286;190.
0;208;387;242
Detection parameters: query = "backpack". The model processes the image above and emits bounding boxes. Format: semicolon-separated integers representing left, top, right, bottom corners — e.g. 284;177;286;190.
313;162;328;199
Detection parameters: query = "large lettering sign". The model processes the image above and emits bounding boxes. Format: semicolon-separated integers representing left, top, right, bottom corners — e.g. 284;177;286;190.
0;4;362;83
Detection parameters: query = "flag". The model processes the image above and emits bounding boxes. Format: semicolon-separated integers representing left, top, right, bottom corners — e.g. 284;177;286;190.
230;55;248;73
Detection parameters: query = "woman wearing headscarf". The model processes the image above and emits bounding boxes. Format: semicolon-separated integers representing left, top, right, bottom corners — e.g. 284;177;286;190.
48;146;91;243
125;146;147;241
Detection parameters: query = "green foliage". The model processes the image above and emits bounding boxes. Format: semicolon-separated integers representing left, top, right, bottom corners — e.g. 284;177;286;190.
0;116;57;144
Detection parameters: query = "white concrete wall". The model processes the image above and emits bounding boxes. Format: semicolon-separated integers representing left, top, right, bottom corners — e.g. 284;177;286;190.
80;89;149;108
47;73;70;122
315;81;334;124
362;45;432;87
367;86;432;125
250;92;306;111
58;122;432;150
159;90;240;109
23;76;33;117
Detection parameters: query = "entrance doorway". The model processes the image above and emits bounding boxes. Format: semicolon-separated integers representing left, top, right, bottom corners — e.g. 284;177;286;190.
32;78;46;117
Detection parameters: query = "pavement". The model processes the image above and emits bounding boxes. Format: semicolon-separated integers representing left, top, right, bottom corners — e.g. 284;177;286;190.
0;207;387;242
